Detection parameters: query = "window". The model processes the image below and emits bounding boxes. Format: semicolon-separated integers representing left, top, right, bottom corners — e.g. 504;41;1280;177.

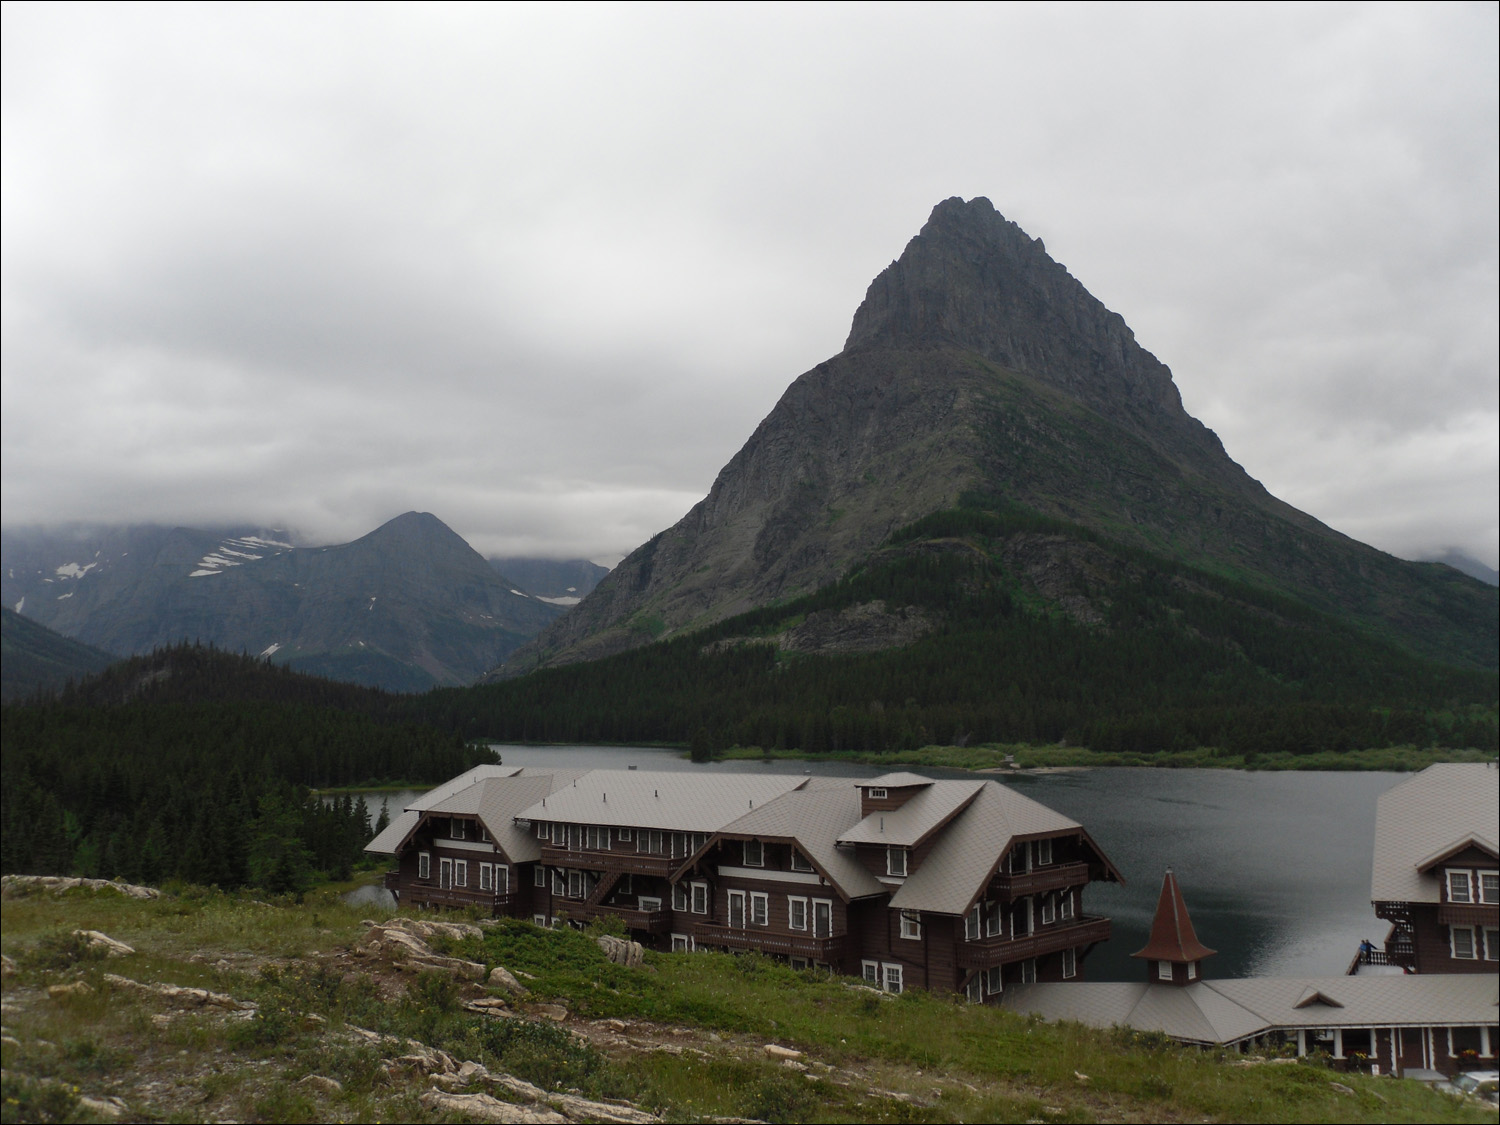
986;901;1003;937
440;857;453;887
869;788;887;800
1037;838;1053;866
533;913;548;927
671;934;692;952
813;899;833;938
964;975;983;1003
965;904;981;941
418;852;431;880
1452;926;1477;960
750;892;769;926
552;869;565;896
672;884;689;912
551;823;565;846
617;828;632;843
900;910;922;940
728;890;747;928
743;839;764;867
638;830;664;855
788;897;808;931
887;847;908;877
1449;870;1473;903
691;882;709;914
534;866;547;888
618;873;631;895
536;822;548;839
1020;959;1036;985
1186;959;1196;981
1062;948;1077;979
862;961;880;985
1060;890;1074;921
1484;927;1498;961
791;850;814;873
496;865;509;893
479;863;493;891
1481;872;1499;905
883;964;904;993
585;826;609;850
984;965;1003;995
567;824;582;851
567;869;584;899
638;896;662;912
451;819;465;840
479;825;489;842
1008;843;1029;875
1158;960;1173;981
454;860;468;888
1041;896;1056;925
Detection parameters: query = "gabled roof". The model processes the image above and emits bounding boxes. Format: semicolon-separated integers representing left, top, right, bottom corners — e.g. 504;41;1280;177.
362;766;581;858
1007;973;1500;1047
1415;834;1499;874
364;764;523;854
1371;763;1500;904
889;780;1100;915
837;780;984;847
704;784;884;901
1132;869;1215;963
516;770;809;833
863;772;935;790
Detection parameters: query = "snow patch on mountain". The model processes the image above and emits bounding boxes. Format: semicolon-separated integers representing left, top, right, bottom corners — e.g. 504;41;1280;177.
54;561;98;579
188;534;291;578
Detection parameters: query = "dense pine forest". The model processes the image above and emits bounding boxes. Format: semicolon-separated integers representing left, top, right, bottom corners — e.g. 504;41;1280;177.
415;498;1498;757
1;647;495;892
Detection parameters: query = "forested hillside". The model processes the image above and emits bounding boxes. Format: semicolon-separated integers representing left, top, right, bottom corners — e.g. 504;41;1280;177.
1;645;496;892
421;497;1498;757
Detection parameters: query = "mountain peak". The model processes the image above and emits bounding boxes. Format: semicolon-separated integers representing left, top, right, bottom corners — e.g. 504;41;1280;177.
844;196;1186;430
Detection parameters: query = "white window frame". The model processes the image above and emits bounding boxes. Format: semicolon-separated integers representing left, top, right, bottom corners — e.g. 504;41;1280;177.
638;895;662;912
887;846;908;877
495;864;509;893
1158;960;1173;981
1060;890;1074;921
1448;869;1473;904
672;884;689;912
883;963;904;993
551;822;565;846
439;857;454;887
985;965;1003;995
868;788;888;800
418;852;431;880
1483;926;1498;961
1187;959;1197;980
965;904;981;941
454;859;468;888
861;960;880;985
585;826;609;850
638;829;664;855
1008;843;1030;874
479;862;493;892
1451;925;1477;960
812;898;833;939
743;839;764;867
691;881;709;914
964;975;983;1003
986;901;1003;937
791;850;814;873
900;910;922;940
749;891;769;926
479;824;489;842
1041;895;1056;925
788;896;808;931
1480;871;1499;905
671;933;693;952
533;913;548;926
617;828;632;843
1020;958;1036;985
536;822;548;839
451;819;465;840
567;869;584;899
1037;838;1053;866
1062;948;1077;979
534;866;547;888
728;889;747;928
552;868;565;896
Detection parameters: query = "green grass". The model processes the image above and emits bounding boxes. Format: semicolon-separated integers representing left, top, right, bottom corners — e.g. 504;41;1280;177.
3;883;1495;1123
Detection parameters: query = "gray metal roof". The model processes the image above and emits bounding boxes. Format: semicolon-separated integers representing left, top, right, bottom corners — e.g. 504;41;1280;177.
1006;973;1500;1046
837;780;984;846
405;764;523;811
365;809;420;854
713;785;885;900
516;770;809;833
362;765;577;858
863;772;936;789
1370;763;1499;904
889;780;1084;915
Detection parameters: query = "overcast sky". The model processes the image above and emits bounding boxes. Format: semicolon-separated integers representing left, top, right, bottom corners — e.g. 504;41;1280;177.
3;2;1496;569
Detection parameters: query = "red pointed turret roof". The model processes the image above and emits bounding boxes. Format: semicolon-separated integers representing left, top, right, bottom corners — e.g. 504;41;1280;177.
1131;868;1216;963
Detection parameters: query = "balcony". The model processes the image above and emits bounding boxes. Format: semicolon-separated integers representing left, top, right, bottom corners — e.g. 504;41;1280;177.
1438;902;1499;927
691;923;849;963
955;915;1111;969
539;845;678;879
992;862;1091;897
398;882;515;913
565;902;674;936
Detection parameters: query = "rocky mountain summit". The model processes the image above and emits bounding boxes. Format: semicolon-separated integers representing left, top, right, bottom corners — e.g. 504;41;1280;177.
3;513;564;691
507;197;1495;672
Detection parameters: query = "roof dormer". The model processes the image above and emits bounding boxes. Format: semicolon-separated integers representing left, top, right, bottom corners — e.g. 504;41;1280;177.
859;773;933;817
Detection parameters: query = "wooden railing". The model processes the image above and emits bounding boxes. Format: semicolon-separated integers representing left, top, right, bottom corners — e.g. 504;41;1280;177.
395;879;515;913
991;862;1091;897
565;902;674;935
1437;902;1499;927
691;923;849;963
954;916;1110;969
538;846;679;878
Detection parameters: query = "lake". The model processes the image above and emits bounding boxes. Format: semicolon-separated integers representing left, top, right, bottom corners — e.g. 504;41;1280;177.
352;744;1404;982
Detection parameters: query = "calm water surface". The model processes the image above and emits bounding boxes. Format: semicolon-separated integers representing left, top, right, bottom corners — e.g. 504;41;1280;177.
353;745;1405;982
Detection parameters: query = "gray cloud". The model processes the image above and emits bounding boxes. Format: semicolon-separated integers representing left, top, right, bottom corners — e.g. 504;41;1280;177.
3;3;1495;568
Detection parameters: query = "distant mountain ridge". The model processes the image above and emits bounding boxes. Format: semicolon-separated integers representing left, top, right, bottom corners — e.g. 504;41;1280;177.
2;513;565;691
0;608;118;702
506;197;1496;673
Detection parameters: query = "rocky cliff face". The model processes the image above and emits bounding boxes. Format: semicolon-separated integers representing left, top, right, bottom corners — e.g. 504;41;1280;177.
505;198;1495;671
